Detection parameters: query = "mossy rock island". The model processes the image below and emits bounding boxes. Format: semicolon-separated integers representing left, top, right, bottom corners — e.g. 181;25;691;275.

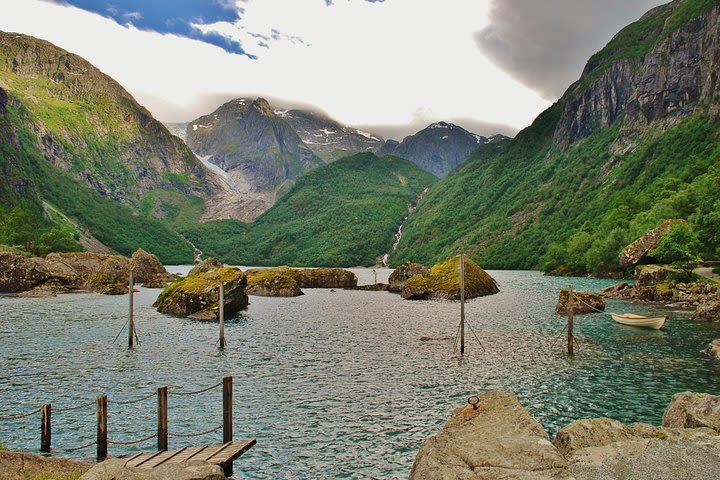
389;262;429;292
294;268;357;288
425;255;498;300
246;267;304;297
154;267;248;320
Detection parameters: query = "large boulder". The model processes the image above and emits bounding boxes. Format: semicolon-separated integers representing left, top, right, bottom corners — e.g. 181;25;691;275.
0;451;91;480
89;255;131;295
694;301;720;322
662;392;720;432
80;459;225;480
619;219;686;268
246;267;304;297
635;264;680;286
388;262;429;292
555;417;720;480
705;339;720;361
189;257;224;276
402;275;430;300
131;248;173;287
154;267;248;320
294;268;357;288
556;290;605;314
0;252;56;293
409;390;572;479
422;255;499;300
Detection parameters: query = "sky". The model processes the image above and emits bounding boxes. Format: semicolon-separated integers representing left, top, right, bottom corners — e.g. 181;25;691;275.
0;0;666;139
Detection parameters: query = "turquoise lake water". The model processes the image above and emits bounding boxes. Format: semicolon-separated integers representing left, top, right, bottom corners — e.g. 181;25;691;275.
1;269;719;479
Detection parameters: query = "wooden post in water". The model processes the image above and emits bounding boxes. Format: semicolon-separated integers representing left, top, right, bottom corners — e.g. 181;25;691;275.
128;271;135;349
157;387;168;451
219;283;226;349
96;395;107;460
40;403;51;453
567;284;575;356
460;253;466;354
222;376;233;477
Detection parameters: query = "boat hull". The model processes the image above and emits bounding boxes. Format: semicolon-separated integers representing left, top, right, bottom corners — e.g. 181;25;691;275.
611;314;667;330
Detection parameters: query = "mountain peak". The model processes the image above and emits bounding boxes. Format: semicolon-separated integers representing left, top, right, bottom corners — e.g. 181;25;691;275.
252;97;274;116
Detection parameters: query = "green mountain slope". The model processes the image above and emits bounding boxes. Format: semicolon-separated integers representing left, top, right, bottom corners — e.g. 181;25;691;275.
394;0;720;274
182;153;437;267
0;31;225;262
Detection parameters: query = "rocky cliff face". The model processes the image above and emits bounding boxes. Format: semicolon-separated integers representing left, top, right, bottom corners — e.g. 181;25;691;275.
378;122;507;177
277;109;384;163
185;97;323;220
0;31;223;205
554;1;720;149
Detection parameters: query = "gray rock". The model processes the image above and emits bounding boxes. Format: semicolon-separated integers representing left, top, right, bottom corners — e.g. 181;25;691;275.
80;459;225;480
705;339;720;361
189;257;224;276
618;220;686;268
662;391;720;431
409;390;572;479
555;290;605;315
388;262;429;292
0;451;91;480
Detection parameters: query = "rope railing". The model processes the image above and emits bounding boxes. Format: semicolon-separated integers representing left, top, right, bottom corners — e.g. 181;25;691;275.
169;381;223;396
169;424;223;438
0;377;234;458
108;433;157;445
61;439;97;452
0;406;41;421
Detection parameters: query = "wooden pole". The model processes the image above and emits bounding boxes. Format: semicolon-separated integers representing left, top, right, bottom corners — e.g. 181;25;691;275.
222;376;233;477
96;395;107;460
567;284;575;356
128;271;135;348
460;253;465;354
40;403;51;453
157;387;168;451
219;283;226;349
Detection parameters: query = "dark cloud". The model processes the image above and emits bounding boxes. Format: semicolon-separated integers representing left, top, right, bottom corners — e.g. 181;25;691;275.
475;0;667;100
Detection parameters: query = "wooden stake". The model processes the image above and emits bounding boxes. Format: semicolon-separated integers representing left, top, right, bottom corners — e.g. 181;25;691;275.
96;395;107;460
460;253;465;354
219;283;226;349
157;387;168;451
222;376;233;477
128;271;135;349
567;285;575;356
40;403;51;453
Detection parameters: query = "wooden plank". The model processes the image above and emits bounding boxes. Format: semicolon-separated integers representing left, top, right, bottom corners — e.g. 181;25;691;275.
203;442;232;462
162;445;207;464
145;447;187;468
125;453;153;468
122;452;144;465
132;449;166;468
207;439;256;465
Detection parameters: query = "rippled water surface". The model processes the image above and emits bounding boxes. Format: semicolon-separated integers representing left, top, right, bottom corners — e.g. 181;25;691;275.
1;269;719;479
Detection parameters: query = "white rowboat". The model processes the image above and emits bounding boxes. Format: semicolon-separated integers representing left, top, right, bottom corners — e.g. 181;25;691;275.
611;313;667;330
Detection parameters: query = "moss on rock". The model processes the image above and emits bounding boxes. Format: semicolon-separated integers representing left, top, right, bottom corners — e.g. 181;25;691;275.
246;267;304;297
425;255;499;300
154;267;248;319
402;275;430;300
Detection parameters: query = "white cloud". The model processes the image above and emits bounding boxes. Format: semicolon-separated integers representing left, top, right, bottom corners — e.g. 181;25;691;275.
0;0;551;136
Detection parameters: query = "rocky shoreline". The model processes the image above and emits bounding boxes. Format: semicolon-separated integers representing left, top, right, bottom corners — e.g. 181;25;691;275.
410;390;720;480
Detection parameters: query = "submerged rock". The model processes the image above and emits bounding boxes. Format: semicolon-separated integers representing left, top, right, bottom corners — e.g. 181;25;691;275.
80;459;225;480
189;257;224;276
556;290;605;314
409;390;571;479
705;339;720;361
131;248;173;287
351;283;389;291
662;391;720;432
246;267;304;297
401;275;429;300
619;219;686;267
423;255;498;300
388;262;429;292
154;267;248;319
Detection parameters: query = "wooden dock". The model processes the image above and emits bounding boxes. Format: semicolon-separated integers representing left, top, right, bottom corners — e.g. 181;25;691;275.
123;440;256;472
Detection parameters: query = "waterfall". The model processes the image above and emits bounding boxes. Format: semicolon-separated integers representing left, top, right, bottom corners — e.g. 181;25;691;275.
381;187;429;267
